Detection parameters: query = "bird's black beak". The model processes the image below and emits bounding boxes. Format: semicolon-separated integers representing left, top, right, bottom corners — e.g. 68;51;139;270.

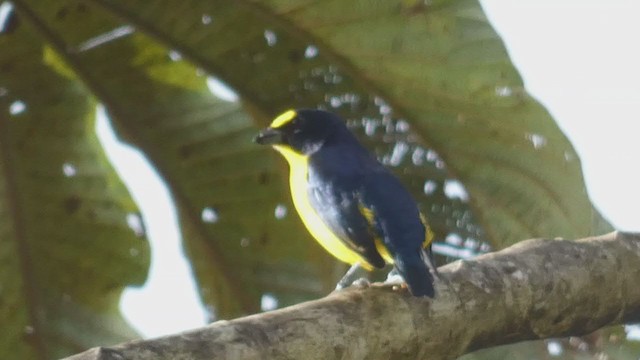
254;127;283;145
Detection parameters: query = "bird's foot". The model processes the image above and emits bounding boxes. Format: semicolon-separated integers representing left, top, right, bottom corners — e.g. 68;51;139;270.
384;268;405;285
384;268;410;292
335;276;371;291
335;263;368;290
351;277;371;288
335;279;349;291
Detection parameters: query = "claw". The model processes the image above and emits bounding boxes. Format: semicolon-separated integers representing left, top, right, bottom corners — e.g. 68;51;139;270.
351;277;371;288
385;268;405;285
335;263;369;290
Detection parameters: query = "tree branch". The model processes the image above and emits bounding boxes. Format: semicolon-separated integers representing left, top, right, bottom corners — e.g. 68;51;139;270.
65;231;640;360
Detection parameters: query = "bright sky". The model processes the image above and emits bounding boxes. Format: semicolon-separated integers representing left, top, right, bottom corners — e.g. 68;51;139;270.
97;1;640;338
482;0;640;232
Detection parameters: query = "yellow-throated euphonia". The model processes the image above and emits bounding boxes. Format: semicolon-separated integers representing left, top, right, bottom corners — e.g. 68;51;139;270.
255;109;436;297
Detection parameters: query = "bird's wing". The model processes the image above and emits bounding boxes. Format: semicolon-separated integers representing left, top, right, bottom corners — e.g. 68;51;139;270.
359;171;426;252
308;183;386;269
359;171;436;297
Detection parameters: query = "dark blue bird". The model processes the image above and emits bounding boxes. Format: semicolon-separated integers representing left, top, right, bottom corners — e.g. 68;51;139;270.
255;109;437;297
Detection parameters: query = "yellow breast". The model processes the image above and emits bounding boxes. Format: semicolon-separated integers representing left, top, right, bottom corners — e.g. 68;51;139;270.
272;145;368;267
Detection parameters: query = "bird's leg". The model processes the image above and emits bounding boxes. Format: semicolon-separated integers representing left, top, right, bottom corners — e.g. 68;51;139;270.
335;263;369;290
423;247;441;281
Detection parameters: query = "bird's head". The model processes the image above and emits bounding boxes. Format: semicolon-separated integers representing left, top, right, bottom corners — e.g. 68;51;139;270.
254;109;346;155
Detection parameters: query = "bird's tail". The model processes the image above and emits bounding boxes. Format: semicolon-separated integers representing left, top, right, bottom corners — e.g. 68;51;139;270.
395;250;435;298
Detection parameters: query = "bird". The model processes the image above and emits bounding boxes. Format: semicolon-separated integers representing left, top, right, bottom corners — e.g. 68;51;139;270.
254;109;437;297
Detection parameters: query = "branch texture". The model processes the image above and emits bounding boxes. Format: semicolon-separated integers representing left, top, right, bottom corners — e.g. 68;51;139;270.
66;231;640;360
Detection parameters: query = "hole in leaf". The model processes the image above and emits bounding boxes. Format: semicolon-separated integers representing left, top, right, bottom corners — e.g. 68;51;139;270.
240;238;250;247
444;179;468;201
274;204;287;219
126;213;145;237
304;45;318;58
387;142;409;166
495;86;513;97
526;133;547;149
62;162;77;177
423;180;437;195
0;2;18;34
463;237;478;249
201;207;219;223
260;293;278;311
263;29;277;46
168;50;182;61
9;100;25;115
547;340;563;356
564;150;574;162
206;76;239;102
445;233;462;246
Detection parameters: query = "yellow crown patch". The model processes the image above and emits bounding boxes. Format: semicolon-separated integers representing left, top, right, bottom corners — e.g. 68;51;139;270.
270;109;297;128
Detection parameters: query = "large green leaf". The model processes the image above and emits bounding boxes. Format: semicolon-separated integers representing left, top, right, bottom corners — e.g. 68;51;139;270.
0;6;149;359
461;327;640;360
12;0;341;319
89;0;609;249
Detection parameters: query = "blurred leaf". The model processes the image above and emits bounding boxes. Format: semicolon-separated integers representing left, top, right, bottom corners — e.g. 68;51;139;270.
80;0;613;325
0;6;149;359
460;340;548;360
13;0;341;319
460;326;640;360
90;0;609;252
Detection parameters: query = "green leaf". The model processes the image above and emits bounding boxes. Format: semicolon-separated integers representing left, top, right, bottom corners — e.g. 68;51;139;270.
89;0;609;251
460;326;640;360
0;6;149;359
13;0;342;319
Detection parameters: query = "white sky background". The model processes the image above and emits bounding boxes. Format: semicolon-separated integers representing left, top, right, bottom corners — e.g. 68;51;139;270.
97;1;640;338
482;0;640;231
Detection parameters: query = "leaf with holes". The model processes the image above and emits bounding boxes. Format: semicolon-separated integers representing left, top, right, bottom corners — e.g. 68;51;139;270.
12;0;342;321
86;0;610;252
0;7;149;359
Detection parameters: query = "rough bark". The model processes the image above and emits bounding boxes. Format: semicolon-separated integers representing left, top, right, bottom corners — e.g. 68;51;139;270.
65;231;640;360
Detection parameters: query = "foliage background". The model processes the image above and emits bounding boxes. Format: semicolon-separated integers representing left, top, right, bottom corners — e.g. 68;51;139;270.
0;0;637;359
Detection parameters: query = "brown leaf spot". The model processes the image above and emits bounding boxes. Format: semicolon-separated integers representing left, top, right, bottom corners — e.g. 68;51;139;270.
179;146;191;159
288;49;302;63
258;171;269;185
0;62;13;73
259;232;269;245
64;195;81;214
553;315;564;324
76;3;88;13
401;1;431;16
55;6;69;20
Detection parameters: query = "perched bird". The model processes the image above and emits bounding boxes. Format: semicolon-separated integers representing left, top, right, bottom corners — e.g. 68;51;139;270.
254;109;437;297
